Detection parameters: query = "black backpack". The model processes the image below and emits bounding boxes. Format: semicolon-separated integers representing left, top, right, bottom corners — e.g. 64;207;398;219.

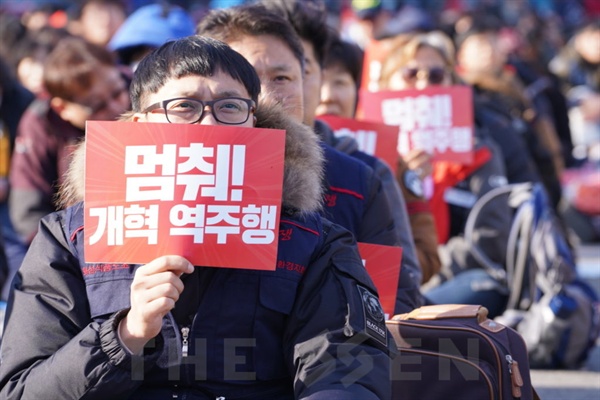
465;182;600;368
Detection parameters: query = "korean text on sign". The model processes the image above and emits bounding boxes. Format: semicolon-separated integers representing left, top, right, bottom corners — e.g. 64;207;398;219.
84;121;285;269
359;86;474;164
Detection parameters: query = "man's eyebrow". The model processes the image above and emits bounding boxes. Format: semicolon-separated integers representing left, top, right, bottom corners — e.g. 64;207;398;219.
173;90;244;99
268;64;296;73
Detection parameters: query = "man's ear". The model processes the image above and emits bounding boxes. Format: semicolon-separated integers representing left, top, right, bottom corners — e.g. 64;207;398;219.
49;97;67;114
253;115;257;127
130;112;145;122
50;97;79;124
118;110;136;122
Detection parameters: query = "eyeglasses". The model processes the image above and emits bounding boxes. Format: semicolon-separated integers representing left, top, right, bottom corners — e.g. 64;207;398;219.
142;97;256;125
401;66;448;85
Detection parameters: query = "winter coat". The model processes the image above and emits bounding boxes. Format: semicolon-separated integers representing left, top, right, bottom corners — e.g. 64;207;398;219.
314;119;424;312
0;103;395;400
316;118;442;284
8;98;84;244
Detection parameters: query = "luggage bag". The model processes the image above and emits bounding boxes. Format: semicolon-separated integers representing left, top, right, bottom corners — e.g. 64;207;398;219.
387;304;539;400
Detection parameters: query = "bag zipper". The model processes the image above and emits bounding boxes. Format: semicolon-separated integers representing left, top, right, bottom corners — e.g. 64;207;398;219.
506;354;524;398
400;321;506;399
402;347;496;400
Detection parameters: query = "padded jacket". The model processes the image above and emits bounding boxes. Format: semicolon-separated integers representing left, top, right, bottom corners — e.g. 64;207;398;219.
0;104;395;399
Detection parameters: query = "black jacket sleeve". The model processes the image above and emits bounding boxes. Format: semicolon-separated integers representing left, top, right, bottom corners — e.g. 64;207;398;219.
285;220;396;400
0;212;162;400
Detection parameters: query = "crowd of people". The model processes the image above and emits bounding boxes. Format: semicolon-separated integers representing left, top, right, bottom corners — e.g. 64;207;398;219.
0;0;598;398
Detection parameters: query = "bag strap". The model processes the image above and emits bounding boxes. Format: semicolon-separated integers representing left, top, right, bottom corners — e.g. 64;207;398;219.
505;194;536;310
464;183;533;282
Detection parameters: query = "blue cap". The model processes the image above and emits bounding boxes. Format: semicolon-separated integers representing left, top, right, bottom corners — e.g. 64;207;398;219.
108;4;195;51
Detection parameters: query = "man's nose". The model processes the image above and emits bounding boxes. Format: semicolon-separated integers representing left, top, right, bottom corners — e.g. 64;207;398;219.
197;107;219;126
320;82;334;102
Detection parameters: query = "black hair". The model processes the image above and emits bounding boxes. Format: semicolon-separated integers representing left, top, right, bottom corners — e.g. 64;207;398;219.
130;36;261;111
258;0;330;67
323;33;364;89
454;14;503;51
197;4;305;72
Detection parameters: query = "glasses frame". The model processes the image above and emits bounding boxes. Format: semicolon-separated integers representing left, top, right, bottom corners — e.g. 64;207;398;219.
142;97;256;125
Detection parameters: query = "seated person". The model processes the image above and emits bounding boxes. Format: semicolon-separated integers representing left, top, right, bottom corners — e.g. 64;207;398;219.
0;35;394;399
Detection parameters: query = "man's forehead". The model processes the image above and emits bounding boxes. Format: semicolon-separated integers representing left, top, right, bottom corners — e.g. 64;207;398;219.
230;34;297;58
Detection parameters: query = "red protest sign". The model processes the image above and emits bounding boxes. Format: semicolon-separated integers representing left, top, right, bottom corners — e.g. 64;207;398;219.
359;37;397;93
358;85;475;164
84;121;285;270
356;37;397;119
317;115;399;171
357;242;402;319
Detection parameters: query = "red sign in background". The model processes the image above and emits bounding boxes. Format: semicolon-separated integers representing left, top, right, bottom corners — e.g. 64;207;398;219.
84;121;286;270
358;85;475;165
357;242;403;319
317;114;400;171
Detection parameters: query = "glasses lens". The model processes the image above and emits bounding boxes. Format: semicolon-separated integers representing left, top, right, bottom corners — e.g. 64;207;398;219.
165;99;204;123
213;98;250;124
402;67;419;81
428;67;446;84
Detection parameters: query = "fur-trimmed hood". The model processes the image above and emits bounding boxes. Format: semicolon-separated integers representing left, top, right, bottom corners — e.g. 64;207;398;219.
57;100;324;213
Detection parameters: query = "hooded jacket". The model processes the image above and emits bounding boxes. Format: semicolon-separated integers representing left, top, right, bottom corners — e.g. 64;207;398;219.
0;103;395;400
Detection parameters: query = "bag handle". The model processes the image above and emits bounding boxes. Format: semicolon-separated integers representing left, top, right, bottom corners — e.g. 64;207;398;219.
392;304;489;323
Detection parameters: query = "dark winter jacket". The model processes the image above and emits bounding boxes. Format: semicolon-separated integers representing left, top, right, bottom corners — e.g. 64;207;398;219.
315;119;425;311
0;104;395;400
8;98;85;244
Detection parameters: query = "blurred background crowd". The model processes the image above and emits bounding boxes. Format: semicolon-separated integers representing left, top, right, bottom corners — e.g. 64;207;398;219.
0;0;598;347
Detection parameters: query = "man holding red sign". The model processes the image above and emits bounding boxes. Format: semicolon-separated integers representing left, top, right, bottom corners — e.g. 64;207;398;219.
0;36;394;399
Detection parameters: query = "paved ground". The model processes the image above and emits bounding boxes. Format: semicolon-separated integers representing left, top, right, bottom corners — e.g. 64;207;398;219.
530;244;600;400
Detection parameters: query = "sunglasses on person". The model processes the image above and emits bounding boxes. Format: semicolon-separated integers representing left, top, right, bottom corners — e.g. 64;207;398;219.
401;66;448;85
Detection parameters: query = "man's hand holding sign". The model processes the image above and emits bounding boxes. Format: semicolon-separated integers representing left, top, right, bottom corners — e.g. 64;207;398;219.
359;85;475;165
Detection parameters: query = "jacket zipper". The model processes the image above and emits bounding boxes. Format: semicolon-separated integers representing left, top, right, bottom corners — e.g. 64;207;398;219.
181;326;190;357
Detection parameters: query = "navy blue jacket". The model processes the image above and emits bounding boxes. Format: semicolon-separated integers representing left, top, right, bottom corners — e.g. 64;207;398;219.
0;203;394;399
317;124;423;314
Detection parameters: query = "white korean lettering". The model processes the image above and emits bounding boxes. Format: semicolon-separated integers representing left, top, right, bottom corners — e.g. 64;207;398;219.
241;204;277;244
123;204;159;244
205;205;241;243
125;144;177;175
169;204;206;243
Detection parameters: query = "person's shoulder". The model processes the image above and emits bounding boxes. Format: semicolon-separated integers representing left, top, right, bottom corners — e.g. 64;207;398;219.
40;202;84;230
321;142;375;175
18;98;50;126
351;148;393;175
308;216;376;286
